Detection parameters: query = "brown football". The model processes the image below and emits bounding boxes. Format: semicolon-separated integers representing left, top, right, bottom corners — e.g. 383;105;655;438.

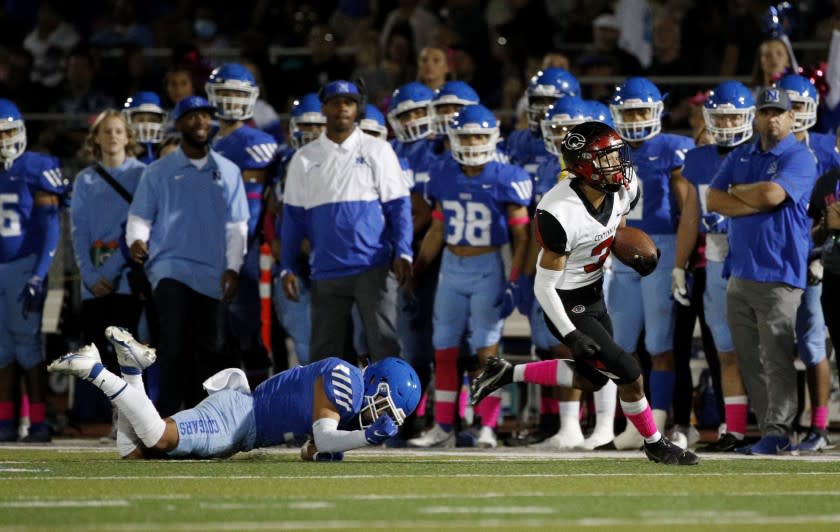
611;226;659;276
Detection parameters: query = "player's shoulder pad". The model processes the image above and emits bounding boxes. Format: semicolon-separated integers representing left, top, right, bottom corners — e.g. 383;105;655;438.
534;207;568;255
321;358;364;417
498;162;533;203
23;152;66;195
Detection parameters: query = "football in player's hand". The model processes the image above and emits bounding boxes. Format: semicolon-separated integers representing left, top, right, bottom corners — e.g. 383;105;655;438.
300;439;318;461
611;227;660;276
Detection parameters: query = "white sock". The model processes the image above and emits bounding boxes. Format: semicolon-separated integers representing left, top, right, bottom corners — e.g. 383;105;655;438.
513;365;526;382
116;370;146;455
109;381;166;448
558;400;581;431
593;380;616;433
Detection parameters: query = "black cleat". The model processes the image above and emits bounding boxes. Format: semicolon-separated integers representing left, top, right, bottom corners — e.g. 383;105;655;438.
644;437;700;465
504;427;558;447
470;357;513;406
696;432;743;453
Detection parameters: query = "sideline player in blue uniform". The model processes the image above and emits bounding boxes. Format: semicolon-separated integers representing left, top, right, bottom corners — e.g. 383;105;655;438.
605;77;699;449
0;99;66;442
123;92;167;164
504;68;580;178
776;74;838;451
514;97;590;449
47;327;421;460
684;81;754;452
207;63;278;387
269;93;326;366
408;105;531;449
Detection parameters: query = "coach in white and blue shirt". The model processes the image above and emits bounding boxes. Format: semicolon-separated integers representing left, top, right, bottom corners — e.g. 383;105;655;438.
126;95;249;417
280;80;412;362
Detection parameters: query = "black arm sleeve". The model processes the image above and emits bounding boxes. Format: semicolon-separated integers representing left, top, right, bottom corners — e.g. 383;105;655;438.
534;209;567;254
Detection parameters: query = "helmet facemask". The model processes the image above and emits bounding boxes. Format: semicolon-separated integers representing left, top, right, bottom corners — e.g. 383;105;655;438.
702;105;754;147
448;128;498;167
388;104;433;142
125;109;167;144
290;112;326;148
788;94;817;133
610;100;663;142
0;119;26;168
359;382;406;428
206;83;258;121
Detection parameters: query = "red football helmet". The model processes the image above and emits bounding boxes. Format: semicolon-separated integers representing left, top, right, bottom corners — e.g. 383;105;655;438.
561;121;631;193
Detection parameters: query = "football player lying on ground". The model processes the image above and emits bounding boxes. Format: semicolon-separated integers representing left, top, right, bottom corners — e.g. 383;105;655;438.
48;327;421;461
470;121;699;465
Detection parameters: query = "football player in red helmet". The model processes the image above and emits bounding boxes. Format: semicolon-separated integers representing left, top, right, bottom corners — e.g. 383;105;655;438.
471;122;699;465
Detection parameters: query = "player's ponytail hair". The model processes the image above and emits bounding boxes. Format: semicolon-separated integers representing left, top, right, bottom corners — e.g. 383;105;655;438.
82;109;140;163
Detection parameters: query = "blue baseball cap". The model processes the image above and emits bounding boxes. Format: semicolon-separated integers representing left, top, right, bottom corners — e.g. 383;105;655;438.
319;80;362;104
173;95;216;121
756;87;792;111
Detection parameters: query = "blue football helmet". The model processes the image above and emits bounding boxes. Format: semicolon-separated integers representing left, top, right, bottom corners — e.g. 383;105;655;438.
388;82;435;142
431;81;480;135
609;77;664;142
703;81;755;147
205;63;259;121
289;93;326;149
0;98;26;168
360;357;421;428
526;68;580;132
776;74;818;132
360;104;388;139
448;104;500;167
585;100;615;128
123;91;167;144
541;97;589;156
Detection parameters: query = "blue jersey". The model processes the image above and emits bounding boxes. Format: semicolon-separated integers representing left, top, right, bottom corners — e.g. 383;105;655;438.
710;134;818;288
137;143;157;165
251;358;363;447
504;129;550;178
0;152;65;262
683;144;729;234
70;158;146;299
533;156;562;210
806;131;840;177
213;126;278;238
427;158;532;246
626;133;695;235
391;138;437;197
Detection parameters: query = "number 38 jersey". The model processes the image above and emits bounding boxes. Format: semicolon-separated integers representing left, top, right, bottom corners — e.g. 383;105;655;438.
535;171;640;289
426;158;532;246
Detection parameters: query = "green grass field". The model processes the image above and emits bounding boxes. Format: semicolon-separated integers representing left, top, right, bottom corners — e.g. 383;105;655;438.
2;443;840;531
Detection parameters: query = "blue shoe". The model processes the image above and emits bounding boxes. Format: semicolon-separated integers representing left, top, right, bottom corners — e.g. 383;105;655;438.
797;430;832;452
0;423;17;442
744;434;791;455
20;423;51;443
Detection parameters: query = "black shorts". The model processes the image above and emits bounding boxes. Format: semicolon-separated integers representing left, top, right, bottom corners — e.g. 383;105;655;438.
542;279;641;387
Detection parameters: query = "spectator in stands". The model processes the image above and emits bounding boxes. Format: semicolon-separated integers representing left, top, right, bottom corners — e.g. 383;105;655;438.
417;46;449;92
44;46;115;159
22;1;80;90
580;13;643;77
382;21;418;89
280;81;412;363
707;88;818;454
720;0;767;78
749;38;795;89
164;66;195;109
126;96;249;417
381;0;440;55
280;24;354;103
70;110;146;437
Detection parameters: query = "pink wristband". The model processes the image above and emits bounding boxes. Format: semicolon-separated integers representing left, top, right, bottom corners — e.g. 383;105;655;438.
431;210;445;221
509;267;521;281
507;216;529;227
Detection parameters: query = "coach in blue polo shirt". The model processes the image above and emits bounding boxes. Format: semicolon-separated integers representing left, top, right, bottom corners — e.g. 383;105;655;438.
280;80;412;362
707;87;818;455
126;95;249;416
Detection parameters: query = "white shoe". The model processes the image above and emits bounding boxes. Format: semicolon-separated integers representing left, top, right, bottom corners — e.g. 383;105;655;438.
477;426;497;449
106;326;157;371
582;429;615;450
407;424;454;448
612;423;644;450
47;344;101;379
534;426;585;450
669;430;688;450
673;424;700;447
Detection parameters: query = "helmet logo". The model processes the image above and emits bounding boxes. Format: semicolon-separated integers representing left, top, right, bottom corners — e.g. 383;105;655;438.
564;132;586;151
